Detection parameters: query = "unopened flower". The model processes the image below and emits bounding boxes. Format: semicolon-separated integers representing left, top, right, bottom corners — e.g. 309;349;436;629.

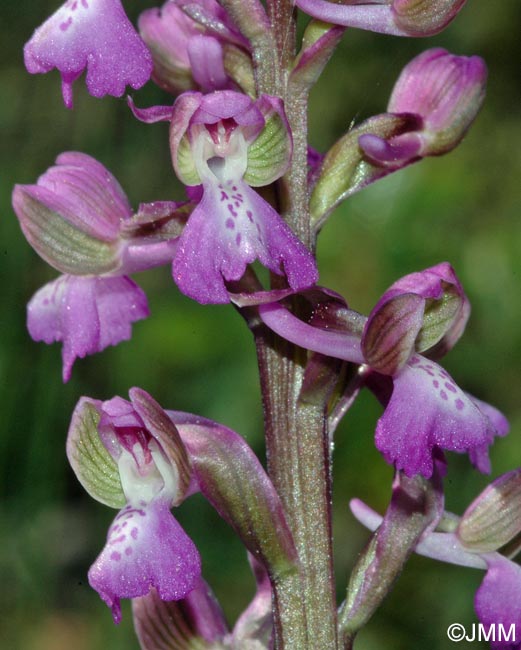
67;389;200;623
259;263;508;477
295;0;466;38
139;0;247;94
359;48;487;165
24;0;153;108
169;90;318;303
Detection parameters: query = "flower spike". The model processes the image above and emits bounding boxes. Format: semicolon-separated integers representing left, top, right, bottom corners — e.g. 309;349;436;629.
24;0;153;108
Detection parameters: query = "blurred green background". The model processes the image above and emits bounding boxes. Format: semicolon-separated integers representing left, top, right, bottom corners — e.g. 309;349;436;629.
1;1;521;648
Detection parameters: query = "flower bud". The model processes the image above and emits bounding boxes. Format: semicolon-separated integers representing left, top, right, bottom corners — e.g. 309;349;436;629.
295;0;466;38
387;48;487;156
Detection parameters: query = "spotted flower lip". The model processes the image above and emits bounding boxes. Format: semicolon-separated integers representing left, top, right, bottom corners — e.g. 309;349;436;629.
169;90;318;304
259;264;508;477
24;0;153;108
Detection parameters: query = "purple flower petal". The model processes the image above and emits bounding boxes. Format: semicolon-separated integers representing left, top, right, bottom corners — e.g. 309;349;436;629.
24;0;153;108
188;35;228;93
88;499;201;624
375;355;500;477
27;275;149;381
475;555;521;649
467;395;509;474
173;179;317;303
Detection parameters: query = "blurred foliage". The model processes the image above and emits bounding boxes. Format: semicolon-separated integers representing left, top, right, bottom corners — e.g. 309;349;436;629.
1;1;521;648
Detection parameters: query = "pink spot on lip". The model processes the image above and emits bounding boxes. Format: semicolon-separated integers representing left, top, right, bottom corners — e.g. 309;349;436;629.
60;17;73;31
445;382;457;393
110;551;121;561
246;210;253;222
455;399;465;411
433;380;439;388
226;218;235;229
131;527;139;540
125;547;133;556
440;390;448;401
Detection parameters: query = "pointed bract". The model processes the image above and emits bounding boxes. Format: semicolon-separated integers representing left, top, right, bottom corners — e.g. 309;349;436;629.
24;0;153;108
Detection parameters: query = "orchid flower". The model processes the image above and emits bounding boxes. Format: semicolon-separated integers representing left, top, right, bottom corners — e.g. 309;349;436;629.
12;152;183;380
168;90;318;303
259;263;508;477
67;389;201;623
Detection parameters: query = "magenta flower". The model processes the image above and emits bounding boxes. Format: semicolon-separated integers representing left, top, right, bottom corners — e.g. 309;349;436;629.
295;0;466;37
169;90;318;303
13;152;180;380
67;390;200;623
259;263;508;477
24;0;153;108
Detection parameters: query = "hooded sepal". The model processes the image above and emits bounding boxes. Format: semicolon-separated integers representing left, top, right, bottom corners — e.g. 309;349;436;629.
457;469;521;554
387;48;487;156
24;0;153;108
28;274;149;382
66;397;126;508
133;580;228;649
362;262;470;374
88;499;201;624
12;152;131;275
